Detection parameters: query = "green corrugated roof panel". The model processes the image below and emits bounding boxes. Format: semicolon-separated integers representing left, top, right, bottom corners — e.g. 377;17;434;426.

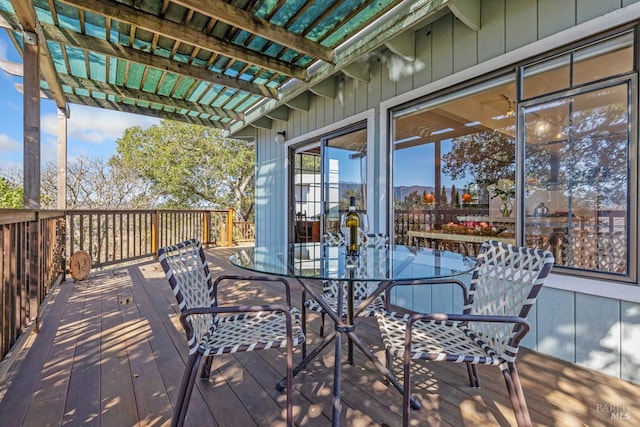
141;68;163;93
55;3;81;33
33;2;54;25
199;85;223;105
152;45;171;59
211;88;238;108
74;87;89;97
83;11;106;38
236;94;261;112
223;93;247;111
157;73;178;96
173;77;195;99
287;0;334;36
125;63;145;89
322;1;394;47
132;37;153;53
186;81;210;103
47;41;67;74
124;98;137;106
270;1;304;26
61;85;73;94
0;0;14;13
88;52;107;81
115;59;127;86
238;64;263;81
108;58;119;85
92;91;106;100
246;35;270;53
65;45;87;78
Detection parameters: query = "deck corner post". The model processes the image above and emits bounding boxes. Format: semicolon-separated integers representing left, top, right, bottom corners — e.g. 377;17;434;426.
203;211;211;246
151;210;159;258
227;208;234;247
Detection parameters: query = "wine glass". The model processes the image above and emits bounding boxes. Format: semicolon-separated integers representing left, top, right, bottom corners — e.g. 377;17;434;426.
359;213;369;234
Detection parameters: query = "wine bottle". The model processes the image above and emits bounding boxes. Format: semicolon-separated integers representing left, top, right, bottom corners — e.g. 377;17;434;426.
345;196;360;255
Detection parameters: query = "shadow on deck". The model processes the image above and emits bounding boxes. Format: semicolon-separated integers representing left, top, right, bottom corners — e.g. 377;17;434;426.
0;247;638;426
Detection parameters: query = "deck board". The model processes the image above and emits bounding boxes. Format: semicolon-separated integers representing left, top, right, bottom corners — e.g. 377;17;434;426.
1;246;639;426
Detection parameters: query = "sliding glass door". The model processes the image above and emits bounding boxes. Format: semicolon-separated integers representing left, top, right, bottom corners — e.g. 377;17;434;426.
291;125;367;242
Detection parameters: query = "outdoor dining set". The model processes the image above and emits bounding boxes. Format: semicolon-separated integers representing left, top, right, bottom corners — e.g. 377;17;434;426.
157;234;554;427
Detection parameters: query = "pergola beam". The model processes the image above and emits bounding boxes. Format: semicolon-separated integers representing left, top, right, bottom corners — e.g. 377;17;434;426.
58;0;307;80
64;93;228;129
9;1;68;111
41;24;279;100
58;74;243;121
171;0;334;64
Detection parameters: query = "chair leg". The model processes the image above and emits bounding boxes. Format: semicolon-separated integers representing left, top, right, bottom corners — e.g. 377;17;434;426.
301;295;307;359
285;333;294;427
402;346;412;427
320;312;325;337
200;356;213;379
501;362;532;427
172;352;203;427
466;362;480;388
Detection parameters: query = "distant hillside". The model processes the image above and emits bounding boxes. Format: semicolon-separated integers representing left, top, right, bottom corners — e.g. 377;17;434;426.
394;185;436;201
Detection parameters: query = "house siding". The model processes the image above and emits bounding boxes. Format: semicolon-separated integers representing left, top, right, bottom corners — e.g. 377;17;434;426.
253;0;640;384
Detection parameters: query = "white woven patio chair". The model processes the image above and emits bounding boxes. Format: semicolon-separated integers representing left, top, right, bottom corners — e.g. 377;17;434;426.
158;239;305;427
376;240;554;427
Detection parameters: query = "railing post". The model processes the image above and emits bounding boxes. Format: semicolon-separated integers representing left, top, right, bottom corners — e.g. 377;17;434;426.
151;210;159;258
204;211;211;246
227;208;234;247
28;211;40;329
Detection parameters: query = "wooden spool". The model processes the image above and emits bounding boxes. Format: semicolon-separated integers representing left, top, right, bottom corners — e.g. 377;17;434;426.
70;250;92;281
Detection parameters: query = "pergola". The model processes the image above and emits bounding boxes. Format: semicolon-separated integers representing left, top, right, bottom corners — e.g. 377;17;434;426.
0;0;478;209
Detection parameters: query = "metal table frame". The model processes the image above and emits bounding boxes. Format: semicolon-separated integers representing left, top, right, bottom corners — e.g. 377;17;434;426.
231;245;474;426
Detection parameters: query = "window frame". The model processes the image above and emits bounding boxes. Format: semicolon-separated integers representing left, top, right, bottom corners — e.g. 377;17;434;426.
516;74;637;282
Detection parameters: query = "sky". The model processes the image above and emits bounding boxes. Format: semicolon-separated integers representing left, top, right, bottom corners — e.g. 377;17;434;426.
0;31;159;178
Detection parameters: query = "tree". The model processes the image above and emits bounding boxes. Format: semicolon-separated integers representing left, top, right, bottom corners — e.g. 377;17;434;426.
450;184;457;207
115;120;255;220
0;176;23;208
402;190;423;210
440;185;448;207
40;156;159;209
442;130;516;185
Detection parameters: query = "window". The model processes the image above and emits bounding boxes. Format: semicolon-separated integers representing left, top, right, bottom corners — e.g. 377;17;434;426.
390;28;637;281
521;30;636;279
391;75;517;255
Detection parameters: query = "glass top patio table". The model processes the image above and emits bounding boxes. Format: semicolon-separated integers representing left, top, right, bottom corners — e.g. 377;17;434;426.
230;243;475;427
230;243;476;282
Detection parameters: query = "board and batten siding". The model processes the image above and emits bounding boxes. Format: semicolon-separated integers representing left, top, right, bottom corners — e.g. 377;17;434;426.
253;0;640;383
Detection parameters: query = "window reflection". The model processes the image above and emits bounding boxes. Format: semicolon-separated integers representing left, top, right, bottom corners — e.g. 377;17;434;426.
392;77;517;256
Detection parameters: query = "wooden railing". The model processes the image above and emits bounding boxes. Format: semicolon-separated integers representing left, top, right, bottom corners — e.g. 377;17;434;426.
1;208;254;361
66;208;252;268
0;210;66;359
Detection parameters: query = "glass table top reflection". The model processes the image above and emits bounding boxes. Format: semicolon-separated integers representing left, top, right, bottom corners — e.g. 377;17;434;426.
230;244;476;282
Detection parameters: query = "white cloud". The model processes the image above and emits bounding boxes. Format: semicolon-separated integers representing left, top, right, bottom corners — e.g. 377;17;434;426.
42;105;160;144
0;133;21;152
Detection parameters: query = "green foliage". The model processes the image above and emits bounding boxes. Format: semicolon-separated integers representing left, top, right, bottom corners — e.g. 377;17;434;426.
0;177;23;208
442;130;515;185
115;120;255;220
440;185;448;206
402;190;423;210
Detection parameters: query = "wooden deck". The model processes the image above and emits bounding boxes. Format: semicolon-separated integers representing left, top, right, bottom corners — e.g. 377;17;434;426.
0;246;638;426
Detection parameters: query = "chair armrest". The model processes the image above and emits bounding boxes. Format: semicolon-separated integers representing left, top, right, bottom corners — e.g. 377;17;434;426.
407;312;530;344
386;278;468;309
213;275;293;307
179;304;294;340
